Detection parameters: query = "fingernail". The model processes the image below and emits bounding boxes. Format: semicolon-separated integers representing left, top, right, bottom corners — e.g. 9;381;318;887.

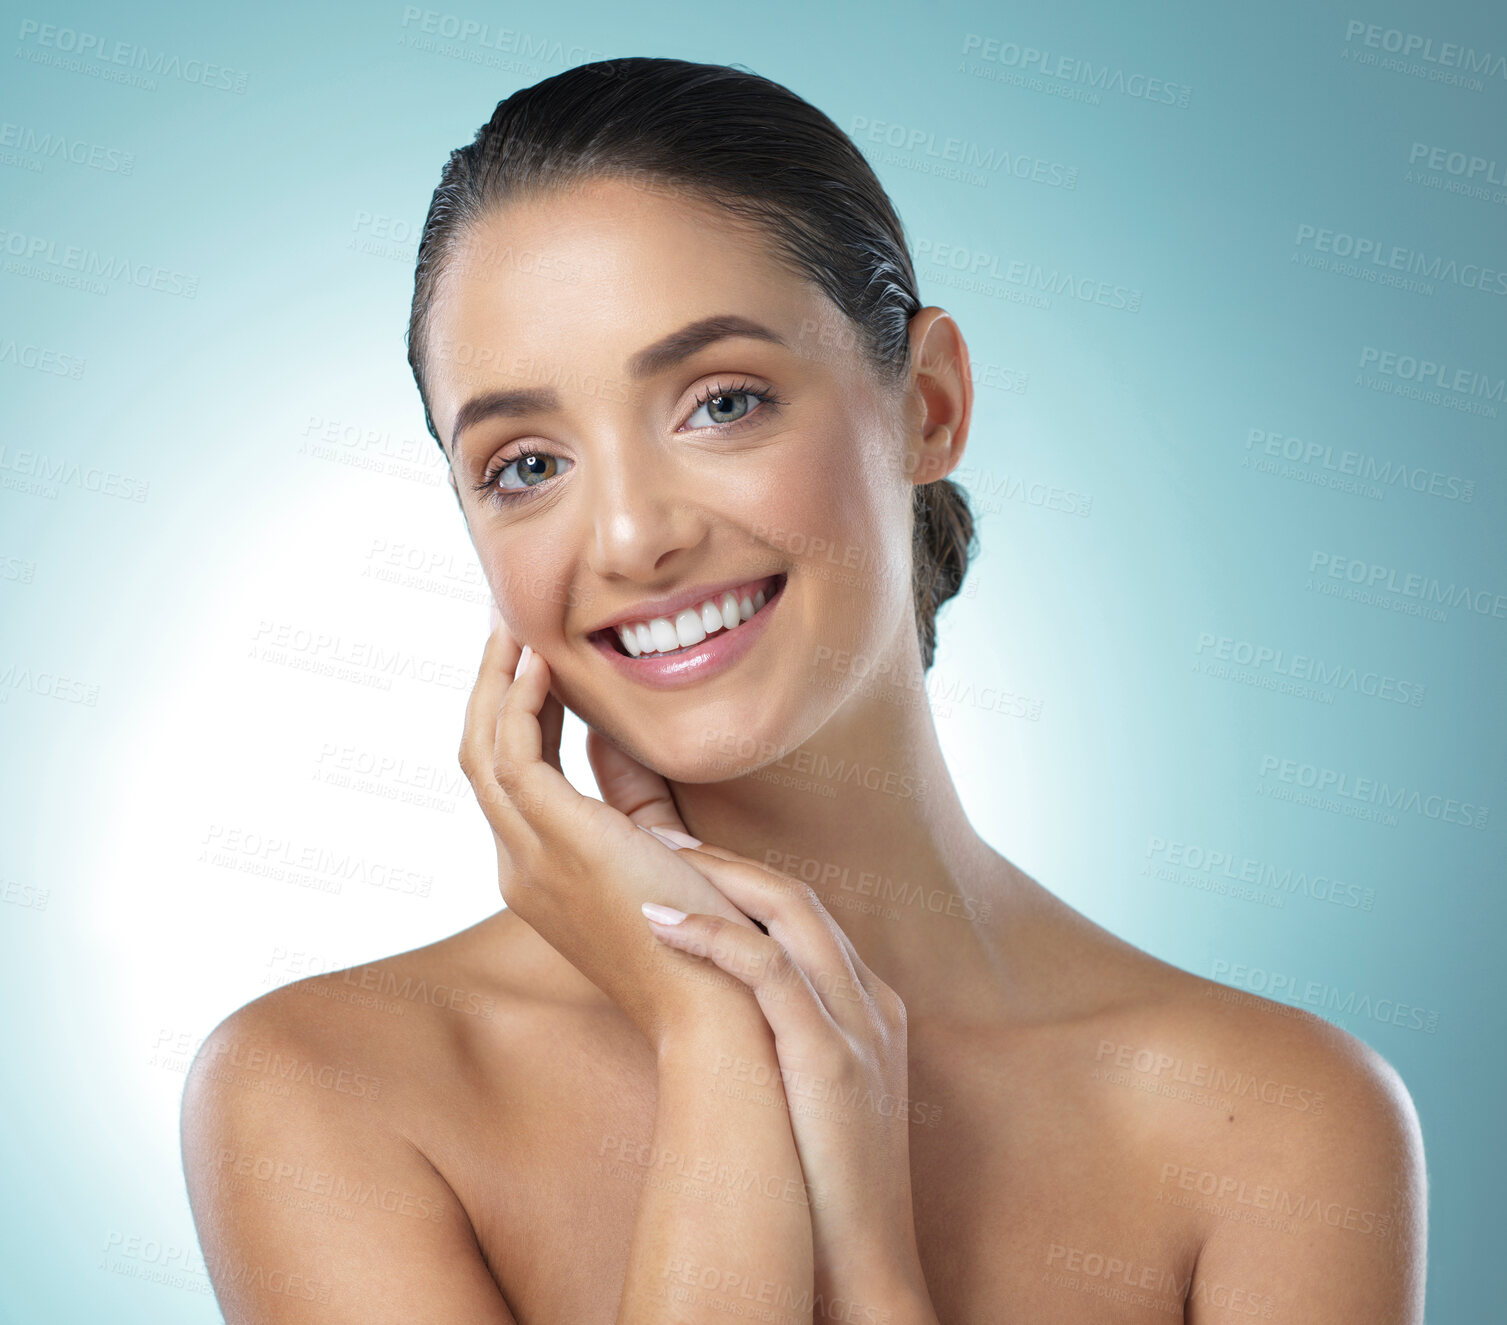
647;825;701;850
641;901;687;925
513;644;532;680
489;601;501;632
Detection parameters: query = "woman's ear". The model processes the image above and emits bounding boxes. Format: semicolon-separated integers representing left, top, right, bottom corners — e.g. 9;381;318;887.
901;307;972;488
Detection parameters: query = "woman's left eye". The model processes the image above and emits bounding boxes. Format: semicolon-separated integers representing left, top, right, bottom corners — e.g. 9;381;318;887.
684;383;777;431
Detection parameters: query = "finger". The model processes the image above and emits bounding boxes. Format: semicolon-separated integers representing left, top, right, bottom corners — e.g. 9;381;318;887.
641;906;835;1033
539;688;565;774
633;827;762;932
586;726;686;835
459;615;527;828
671;848;874;1019
686;844;880;985
492;645;578;820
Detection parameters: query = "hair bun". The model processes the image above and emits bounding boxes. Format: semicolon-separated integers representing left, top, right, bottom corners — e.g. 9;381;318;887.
912;478;977;671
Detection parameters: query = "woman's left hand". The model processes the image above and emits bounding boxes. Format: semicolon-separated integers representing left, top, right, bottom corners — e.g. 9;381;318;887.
581;729;936;1317
638;839;938;1321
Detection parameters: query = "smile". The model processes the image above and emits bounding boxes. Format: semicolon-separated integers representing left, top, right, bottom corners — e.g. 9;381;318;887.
602;573;781;657
588;572;787;689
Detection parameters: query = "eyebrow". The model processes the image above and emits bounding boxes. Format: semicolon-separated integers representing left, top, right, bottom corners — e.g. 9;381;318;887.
447;313;788;462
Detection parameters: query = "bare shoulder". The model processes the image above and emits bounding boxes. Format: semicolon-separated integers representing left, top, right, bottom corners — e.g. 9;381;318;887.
179;917;526;1322
184;915;508;1109
1055;916;1428;1321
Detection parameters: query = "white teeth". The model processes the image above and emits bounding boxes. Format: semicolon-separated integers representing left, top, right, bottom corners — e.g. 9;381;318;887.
649;618;680;653
674;608;707;649
609;578;779;656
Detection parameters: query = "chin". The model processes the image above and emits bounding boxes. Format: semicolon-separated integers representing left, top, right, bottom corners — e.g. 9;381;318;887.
580;663;850;788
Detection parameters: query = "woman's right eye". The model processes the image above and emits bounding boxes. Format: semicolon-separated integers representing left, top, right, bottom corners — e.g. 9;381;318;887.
476;452;574;505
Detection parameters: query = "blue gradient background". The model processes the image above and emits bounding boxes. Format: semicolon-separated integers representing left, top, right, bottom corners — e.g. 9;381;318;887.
2;1;1501;1319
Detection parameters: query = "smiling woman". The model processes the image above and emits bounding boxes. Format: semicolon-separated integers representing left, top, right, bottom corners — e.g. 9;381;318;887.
179;57;1426;1324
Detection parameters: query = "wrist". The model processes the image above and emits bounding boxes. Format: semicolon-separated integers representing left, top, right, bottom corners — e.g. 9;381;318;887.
818;1253;935;1325
653;991;773;1063
883;1280;940;1325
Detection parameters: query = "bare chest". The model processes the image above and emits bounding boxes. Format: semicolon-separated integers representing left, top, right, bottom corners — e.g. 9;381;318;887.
414;1021;1200;1323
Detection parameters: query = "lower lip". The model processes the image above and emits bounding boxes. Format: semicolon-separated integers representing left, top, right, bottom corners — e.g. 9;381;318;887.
589;574;786;691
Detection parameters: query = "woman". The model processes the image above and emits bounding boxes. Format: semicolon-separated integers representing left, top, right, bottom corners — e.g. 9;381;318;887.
181;57;1426;1323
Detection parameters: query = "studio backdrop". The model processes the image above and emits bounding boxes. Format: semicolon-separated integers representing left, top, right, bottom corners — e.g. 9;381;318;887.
1;1;1501;1320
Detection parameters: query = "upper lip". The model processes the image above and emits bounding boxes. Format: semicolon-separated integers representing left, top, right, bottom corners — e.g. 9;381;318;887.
587;572;784;636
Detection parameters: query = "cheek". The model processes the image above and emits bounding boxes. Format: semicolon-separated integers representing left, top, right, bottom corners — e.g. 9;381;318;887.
483;543;578;640
757;418;911;611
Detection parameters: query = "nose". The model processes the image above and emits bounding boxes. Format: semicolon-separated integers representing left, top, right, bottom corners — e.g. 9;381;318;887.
583;431;707;582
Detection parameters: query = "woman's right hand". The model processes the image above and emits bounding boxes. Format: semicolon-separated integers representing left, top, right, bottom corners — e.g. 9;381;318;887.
460;611;765;1049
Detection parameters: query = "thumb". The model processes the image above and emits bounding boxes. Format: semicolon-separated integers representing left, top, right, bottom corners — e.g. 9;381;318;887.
586;727;687;834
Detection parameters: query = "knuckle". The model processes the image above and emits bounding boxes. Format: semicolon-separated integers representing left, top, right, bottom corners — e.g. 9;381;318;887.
762;944;797;988
499;829;545;888
492;753;525;791
874;986;908;1039
474;779;509;815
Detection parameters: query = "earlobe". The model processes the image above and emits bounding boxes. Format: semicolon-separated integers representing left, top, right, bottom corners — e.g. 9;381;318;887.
908;426;951;487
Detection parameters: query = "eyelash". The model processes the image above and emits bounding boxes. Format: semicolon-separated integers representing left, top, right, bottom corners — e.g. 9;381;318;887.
471;378;785;509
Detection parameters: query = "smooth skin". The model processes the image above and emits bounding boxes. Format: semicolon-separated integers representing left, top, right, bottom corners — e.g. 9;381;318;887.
181;175;1427;1322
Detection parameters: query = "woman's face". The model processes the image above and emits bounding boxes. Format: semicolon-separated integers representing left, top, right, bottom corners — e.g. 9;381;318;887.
423;174;930;781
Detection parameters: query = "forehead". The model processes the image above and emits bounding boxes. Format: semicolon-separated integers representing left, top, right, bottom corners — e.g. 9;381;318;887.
424;176;853;429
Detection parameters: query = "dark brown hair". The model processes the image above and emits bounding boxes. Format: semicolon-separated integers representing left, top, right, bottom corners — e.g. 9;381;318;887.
407;57;976;670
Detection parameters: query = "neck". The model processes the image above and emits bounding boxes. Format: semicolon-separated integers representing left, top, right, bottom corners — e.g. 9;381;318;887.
668;655;1017;1022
